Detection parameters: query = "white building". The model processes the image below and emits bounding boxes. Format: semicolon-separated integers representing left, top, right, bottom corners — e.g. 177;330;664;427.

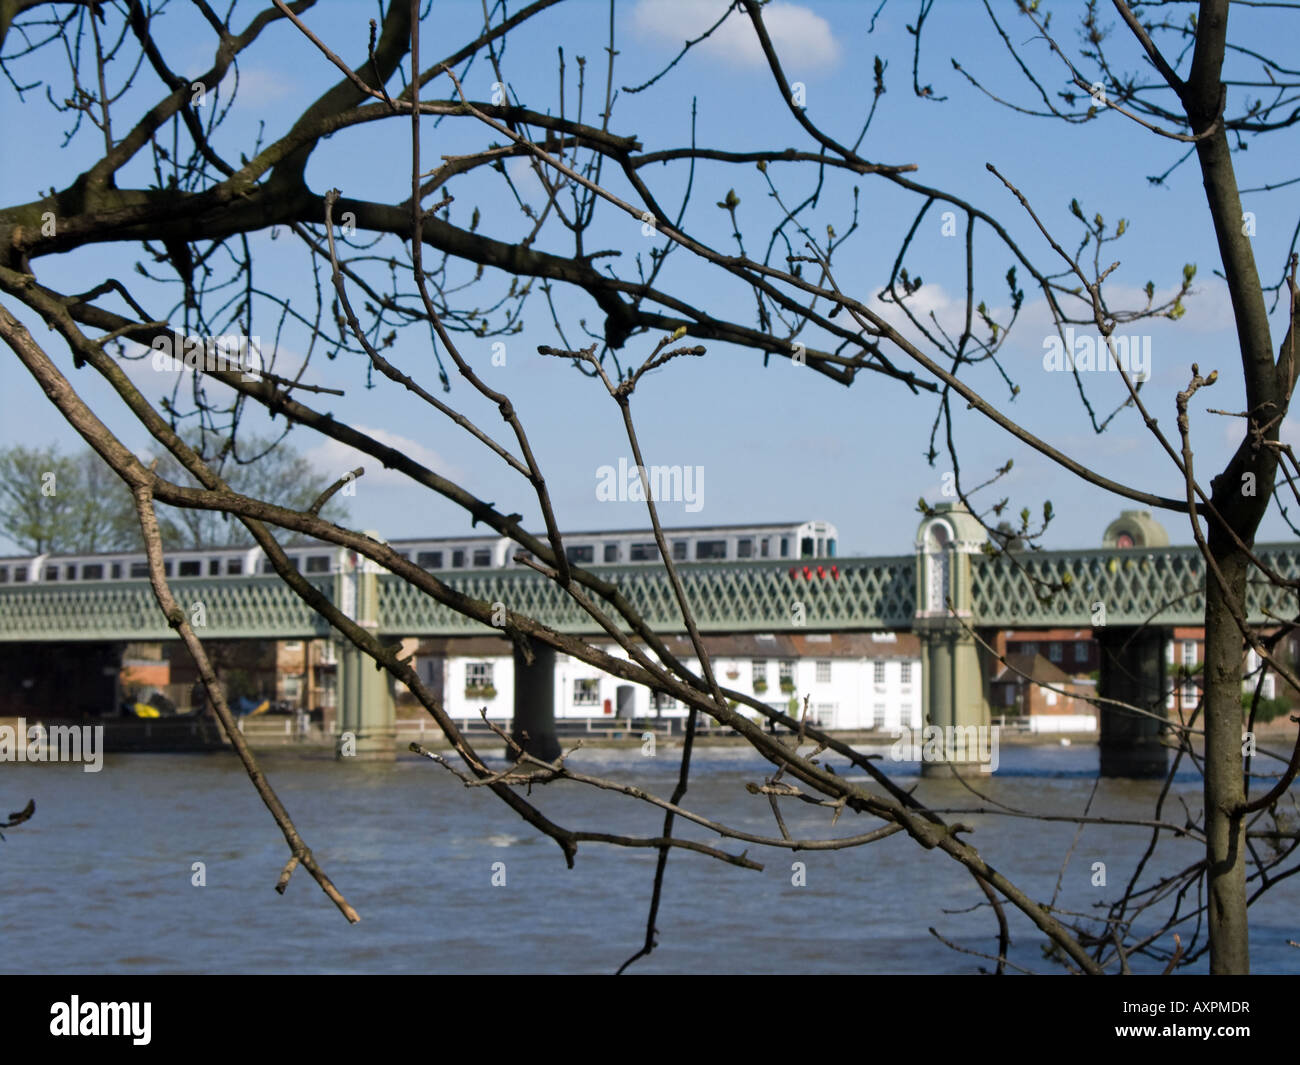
417;632;924;732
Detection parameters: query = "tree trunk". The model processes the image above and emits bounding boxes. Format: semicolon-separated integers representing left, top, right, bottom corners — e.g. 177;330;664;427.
1202;541;1250;973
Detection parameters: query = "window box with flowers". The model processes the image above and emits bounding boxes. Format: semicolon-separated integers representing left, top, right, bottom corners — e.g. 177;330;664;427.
779;678;796;694
753;678;768;694
465;684;497;700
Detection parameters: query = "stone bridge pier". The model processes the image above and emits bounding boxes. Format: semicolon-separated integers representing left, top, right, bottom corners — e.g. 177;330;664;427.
1096;626;1170;778
334;544;395;760
915;504;993;775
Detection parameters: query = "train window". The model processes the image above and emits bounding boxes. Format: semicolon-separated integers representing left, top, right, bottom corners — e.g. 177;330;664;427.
13;566;26;582
111;563;122;579
630;542;657;561
287;556;301;571
737;538;753;558
603;543;619;563
45;566;59;581
227;558;243;575
780;537;790;558
0;566;7;583
827;538;837;557
672;541;688;561
451;549;465;568
82;564;104;580
695;540;727;560
65;564;77;579
473;548;492;567
130;562;149;578
393;551;410;561
209;559;222;575
566;545;595;564
801;537;815;558
305;555;330;573
178;560;201;576
163;561;173;577
262;558;276;573
760;538;770;558
417;551;443;569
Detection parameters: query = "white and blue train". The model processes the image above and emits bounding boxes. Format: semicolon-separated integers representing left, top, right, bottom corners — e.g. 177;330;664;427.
0;520;839;584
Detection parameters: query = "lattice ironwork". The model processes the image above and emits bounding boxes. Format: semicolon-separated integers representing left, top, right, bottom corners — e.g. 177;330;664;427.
2;545;1298;642
378;556;916;635
0;577;335;641
971;544;1300;627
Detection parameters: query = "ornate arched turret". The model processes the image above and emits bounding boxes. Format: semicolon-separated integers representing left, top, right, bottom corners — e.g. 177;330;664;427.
915;503;985;618
1102;510;1169;549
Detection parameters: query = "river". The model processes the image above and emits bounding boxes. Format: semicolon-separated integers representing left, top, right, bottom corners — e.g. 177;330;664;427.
1;743;1295;974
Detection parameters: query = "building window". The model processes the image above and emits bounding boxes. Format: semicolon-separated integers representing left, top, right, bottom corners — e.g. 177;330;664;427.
1074;642;1089;663
900;662;912;685
466;662;494;690
1182;640;1197;668
695;540;727;560
282;675;303;700
778;661;796;694
1049;642;1063;662
874;661;887;685
651;690;677;711
752;660;768;690
306;555;330;573
815;660;831;684
1045;690;1058;706
737;538;754;559
282;641;303;652
672;541;688;561
630;542;657;562
573;678;600;706
178;560;201;577
1021;641;1038;656
872;703;887;728
1182;681;1198;705
603;543;620;563
417;551;443;569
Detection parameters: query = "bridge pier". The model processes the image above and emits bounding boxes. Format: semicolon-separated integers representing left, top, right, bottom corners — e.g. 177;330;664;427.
511;643;560;762
1096;626;1169;778
334;541;395;760
915;504;992;775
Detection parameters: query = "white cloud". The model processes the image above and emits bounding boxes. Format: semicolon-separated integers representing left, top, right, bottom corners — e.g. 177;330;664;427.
304;426;461;494
632;0;840;70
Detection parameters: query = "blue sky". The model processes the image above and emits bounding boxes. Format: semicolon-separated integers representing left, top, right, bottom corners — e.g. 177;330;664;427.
2;0;1298;557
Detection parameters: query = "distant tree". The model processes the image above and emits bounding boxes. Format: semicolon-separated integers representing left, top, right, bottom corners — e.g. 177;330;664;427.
0;437;343;553
0;444;139;553
148;434;349;548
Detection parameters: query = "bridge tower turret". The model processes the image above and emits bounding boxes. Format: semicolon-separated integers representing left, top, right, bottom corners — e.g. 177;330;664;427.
914;503;992;774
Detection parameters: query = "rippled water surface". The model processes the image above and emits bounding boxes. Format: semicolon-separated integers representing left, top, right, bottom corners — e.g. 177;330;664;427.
2;744;1295;973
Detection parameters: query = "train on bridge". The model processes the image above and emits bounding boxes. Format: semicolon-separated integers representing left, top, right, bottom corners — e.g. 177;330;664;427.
0;519;839;584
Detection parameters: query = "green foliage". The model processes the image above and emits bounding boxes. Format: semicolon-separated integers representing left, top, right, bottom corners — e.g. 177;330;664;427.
1241;693;1291;724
